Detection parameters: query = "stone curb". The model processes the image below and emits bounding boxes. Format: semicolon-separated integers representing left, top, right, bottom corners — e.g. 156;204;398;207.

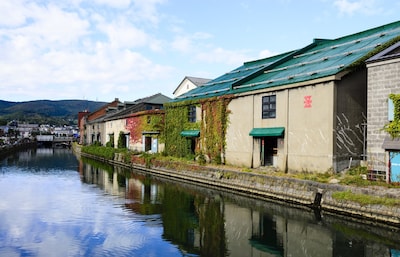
79;152;400;226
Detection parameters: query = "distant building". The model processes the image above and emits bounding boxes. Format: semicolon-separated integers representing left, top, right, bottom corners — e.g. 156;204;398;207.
104;93;171;152
173;76;211;98
80;98;121;145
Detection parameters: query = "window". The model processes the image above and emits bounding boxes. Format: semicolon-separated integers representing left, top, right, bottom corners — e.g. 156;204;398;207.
147;116;151;124
389;98;394;121
188;105;196;122
262;95;276;119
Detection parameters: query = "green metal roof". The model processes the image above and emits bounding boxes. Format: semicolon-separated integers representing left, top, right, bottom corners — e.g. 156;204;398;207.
170;51;294;102
172;20;400;102
180;130;200;137
249;127;285;137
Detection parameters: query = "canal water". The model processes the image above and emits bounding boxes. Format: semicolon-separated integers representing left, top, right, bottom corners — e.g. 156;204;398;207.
0;148;400;257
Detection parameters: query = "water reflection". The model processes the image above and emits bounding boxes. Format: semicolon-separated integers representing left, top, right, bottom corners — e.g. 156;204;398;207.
1;149;399;257
80;157;400;257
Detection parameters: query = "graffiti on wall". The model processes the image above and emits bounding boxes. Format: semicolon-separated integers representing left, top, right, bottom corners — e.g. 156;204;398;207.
335;112;366;155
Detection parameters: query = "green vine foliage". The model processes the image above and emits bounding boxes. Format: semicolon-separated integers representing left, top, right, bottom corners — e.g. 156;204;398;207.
164;101;199;157
126;110;166;145
117;131;126;148
143;114;165;143
384;94;400;138
200;97;231;164
164;96;232;162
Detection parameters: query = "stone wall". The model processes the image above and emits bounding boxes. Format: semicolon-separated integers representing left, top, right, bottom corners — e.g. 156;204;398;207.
80;150;400;226
367;57;400;173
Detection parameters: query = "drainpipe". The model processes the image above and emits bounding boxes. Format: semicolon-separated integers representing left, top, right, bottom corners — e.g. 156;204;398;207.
251;94;254;168
284;89;289;173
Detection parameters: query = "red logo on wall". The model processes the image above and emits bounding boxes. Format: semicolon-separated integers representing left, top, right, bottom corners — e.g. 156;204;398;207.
304;95;312;108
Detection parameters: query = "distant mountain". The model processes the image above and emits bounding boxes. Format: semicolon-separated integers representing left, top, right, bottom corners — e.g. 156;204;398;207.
0;100;106;126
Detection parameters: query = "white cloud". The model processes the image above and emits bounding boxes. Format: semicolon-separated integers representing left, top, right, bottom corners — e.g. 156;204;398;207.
129;0;166;25
333;0;383;16
171;35;193;53
196;47;249;66
0;0;175;101
258;49;277;59
171;32;212;53
97;18;150;49
93;0;132;9
0;0;27;27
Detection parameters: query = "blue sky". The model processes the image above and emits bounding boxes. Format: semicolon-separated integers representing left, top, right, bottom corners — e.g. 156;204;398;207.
0;0;399;102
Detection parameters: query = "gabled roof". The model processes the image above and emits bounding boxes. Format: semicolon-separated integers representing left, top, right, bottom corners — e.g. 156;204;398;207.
103;93;171;121
86;98;121;122
187;76;211;86
173;20;400;102
132;93;171;105
366;41;400;63
172;76;211;96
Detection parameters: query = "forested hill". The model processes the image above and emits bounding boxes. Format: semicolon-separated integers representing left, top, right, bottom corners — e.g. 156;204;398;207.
0;99;106;126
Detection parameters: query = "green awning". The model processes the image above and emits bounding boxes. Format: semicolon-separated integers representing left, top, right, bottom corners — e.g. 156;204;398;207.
249;127;285;137
180;130;200;137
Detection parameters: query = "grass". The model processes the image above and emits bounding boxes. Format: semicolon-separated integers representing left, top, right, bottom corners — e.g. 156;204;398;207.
332;190;400;206
79;145;400;207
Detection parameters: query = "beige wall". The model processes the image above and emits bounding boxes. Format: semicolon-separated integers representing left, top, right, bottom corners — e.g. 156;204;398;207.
226;81;335;172
84;121;105;145
105;119;128;147
174;78;197;97
286;83;334;172
225;96;254;167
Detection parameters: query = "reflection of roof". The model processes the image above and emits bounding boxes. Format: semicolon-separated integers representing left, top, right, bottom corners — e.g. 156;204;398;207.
249;238;283;256
172;20;400;102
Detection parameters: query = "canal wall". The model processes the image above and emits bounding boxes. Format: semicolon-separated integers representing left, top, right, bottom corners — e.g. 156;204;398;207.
78;150;400;226
0;142;37;158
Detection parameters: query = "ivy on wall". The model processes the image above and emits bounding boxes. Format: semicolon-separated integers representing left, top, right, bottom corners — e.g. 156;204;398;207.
164;96;232;162
384;94;400;138
117;131;125;148
164;100;199;157
125;110;166;145
126;115;144;143
200;96;231;164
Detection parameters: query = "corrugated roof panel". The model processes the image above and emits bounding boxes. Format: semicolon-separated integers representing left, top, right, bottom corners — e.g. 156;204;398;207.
240;24;400;90
172;21;400;102
173;51;294;101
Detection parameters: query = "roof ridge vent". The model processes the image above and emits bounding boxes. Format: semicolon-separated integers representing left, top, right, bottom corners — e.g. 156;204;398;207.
313;38;331;43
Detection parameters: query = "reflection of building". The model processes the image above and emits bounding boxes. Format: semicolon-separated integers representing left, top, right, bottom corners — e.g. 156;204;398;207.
79;160;163;215
224;203;285;257
125;175;163;215
78;158;399;256
224;202;333;257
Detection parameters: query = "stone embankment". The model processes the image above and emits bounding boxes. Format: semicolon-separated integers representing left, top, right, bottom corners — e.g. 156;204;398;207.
0;141;36;157
80;151;400;227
